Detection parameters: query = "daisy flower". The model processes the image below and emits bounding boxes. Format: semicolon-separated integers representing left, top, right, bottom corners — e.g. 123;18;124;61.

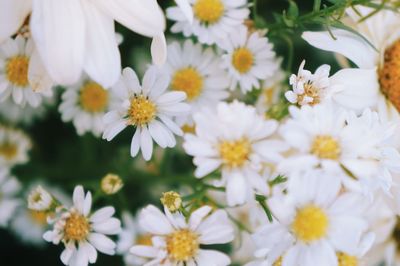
117;211;152;266
167;0;250;45
102;66;190;161
247;170;370;266
278;103;400;195
59;76;118;137
219;26;279;93
164;39;229;126
302;6;400;121
0;169;21;227
183;101;288;206
286;60;378;111
0;126;32;168
130;205;234;266
0;0;166;87
0;36;53;107
43;186;121;266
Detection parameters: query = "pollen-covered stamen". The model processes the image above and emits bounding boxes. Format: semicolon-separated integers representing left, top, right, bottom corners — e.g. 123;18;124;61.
0;142;18;160
166;229;199;261
219;138;251;168
194;0;225;24
297;82;320;105
6;56;29;87
379;39;400;112
232;48;254;74
127;95;156;126
79;82;109;113
311;135;341;160
337;252;358;266
292;205;329;243
63;212;90;242
171;67;204;101
29;210;48;226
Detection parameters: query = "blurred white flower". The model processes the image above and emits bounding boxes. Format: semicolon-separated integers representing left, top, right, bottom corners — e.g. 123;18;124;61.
0;126;32;168
28;185;53;211
219;26;279;93
130;205;234;265
103;66;190;161
43;186;121;266
0;169;21;227
167;0;250;45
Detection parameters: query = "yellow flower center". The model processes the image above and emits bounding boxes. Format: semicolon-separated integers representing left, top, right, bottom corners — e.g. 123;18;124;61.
311;135;341;160
273;257;283;266
193;0;224;24
63;212;90;242
79;82;109;113
232;47;254;74
166;229;199;261
0;142;18;160
136;234;153;246
6;56;29;87
219;138;251;168
29;210;48;226
127;95;156;126
171;67;204;101
161;191;182;212
292;205;329;243
297;83;320;105
379;39;400;112
182;124;196;134
337;252;358;266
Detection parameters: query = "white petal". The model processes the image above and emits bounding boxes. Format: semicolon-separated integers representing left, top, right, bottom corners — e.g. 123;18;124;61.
140;126;153;161
0;0;32;43
88;233;116;255
151;33;167;65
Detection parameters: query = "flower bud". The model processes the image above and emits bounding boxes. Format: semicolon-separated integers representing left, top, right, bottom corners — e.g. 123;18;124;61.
101;173;124;195
28;186;53;211
160;191;182;212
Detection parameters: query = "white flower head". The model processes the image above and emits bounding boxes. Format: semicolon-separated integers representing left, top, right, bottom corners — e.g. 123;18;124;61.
167;0;250;45
0;126;32;168
164;39;230;126
0;169;21;227
130;205;234;266
43;186;121;266
103;66;190;161
220;26;280;93
0;0;167;87
59;76;118;137
183;100;288;206
0;36;53;107
248;170;371;266
28;185;53;211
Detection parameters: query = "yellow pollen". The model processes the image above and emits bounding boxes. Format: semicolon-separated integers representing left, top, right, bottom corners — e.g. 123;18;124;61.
64;212;90;242
166;229;199;261
0;142;18;160
79;82;109;113
337;252;358;266
311;135;340;160
193;0;224;24
136;234;153;246
128;95;156;126
232;48;254;74
219;138;251;168
273;257;283;266
6;56;29;87
29;210;48;226
171;68;204;101
379;39;400;112
292;205;328;243
297;83;320;105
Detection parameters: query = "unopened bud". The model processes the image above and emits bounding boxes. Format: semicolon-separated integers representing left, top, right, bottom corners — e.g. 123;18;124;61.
160;191;182;212
101;174;124;195
28;186;53;211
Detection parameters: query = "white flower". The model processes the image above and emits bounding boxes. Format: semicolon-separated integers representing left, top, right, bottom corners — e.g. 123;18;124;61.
174;0;193;23
117;211;152;266
183;101;288;206
43;186;121;266
0;169;21;227
247;170;370;266
103;66;190;161
130;205;234;266
0;0;166;87
167;0;250;45
278;103;400;195
164;39;229;126
0;126;32;168
0;36;53;107
302;6;400;122
28;185;53;211
219;26;279;93
59;76;118;137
